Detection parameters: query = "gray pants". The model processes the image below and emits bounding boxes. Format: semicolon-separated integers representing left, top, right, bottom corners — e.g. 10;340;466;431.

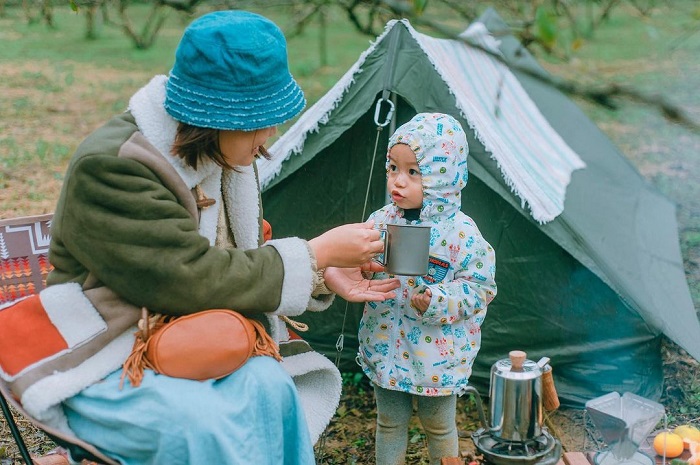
374;385;458;465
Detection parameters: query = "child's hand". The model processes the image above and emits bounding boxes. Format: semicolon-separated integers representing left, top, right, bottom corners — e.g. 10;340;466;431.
411;288;432;314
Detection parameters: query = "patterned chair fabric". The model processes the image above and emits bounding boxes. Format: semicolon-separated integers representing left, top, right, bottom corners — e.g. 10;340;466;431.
0;213;115;464
0;213;53;304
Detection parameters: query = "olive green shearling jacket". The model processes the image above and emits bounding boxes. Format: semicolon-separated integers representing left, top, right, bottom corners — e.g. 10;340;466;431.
48;75;332;338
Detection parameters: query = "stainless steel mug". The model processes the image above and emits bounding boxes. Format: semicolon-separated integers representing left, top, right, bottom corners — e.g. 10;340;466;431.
375;223;431;276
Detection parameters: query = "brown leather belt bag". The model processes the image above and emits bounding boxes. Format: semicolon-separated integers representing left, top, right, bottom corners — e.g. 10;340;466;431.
121;307;281;388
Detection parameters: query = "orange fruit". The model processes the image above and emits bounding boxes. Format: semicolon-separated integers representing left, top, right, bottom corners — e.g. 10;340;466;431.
674;425;700;449
688;442;700;465
653;432;685;458
690;441;700;454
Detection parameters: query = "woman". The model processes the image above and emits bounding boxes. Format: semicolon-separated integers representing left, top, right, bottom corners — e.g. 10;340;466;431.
32;10;398;465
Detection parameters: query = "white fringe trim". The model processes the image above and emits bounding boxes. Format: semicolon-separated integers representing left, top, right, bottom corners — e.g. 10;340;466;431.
405;23;585;223
259;20;402;189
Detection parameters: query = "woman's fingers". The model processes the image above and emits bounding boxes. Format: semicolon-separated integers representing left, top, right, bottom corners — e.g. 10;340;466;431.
309;222;388;268
361;260;387;273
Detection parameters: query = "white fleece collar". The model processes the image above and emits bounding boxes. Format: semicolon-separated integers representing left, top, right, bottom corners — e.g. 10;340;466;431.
222;166;260;250
128;75;260;249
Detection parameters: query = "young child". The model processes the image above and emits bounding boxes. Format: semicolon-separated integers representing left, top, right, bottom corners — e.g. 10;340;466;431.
358;113;497;465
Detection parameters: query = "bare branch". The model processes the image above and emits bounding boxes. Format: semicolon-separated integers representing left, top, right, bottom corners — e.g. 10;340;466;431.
591;0;622;30
287;2;322;38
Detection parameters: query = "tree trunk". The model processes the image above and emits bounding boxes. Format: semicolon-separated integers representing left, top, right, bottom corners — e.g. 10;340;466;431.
85;2;99;40
42;0;53;27
318;3;327;67
101;0;112;26
118;0;170;49
23;0;39;24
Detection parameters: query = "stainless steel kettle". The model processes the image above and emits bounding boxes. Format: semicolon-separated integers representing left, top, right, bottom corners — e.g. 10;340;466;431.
466;350;555;442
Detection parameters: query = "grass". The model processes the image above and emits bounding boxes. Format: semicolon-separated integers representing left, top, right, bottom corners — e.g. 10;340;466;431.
0;2;699;463
0;4;378;217
539;2;700;306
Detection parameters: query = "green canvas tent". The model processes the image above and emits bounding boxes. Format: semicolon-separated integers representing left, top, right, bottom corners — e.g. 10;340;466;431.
259;9;700;407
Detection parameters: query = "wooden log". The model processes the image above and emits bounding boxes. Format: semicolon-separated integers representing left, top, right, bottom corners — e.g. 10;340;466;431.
563;451;592;465
441;458;465;465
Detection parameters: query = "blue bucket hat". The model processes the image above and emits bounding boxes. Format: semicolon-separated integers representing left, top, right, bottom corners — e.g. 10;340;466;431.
164;10;306;131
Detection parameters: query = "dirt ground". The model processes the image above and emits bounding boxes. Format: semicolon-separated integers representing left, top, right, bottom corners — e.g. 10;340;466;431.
313;338;700;465
1;337;698;464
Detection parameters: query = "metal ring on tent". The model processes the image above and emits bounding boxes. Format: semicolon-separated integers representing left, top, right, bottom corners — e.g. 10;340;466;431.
374;97;395;128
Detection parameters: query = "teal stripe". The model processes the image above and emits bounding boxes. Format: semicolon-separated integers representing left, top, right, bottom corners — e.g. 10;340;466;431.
431;37;561;206
421;34;584;213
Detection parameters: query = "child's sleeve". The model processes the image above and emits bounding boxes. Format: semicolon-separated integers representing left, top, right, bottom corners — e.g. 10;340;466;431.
365;208;384;224
417;228;497;326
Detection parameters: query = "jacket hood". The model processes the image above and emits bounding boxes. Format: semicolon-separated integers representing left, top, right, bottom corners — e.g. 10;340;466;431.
387;113;468;221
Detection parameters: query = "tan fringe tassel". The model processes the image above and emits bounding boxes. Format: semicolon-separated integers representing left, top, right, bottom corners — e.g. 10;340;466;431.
249;319;282;362
120;311;281;389
120;311;170;389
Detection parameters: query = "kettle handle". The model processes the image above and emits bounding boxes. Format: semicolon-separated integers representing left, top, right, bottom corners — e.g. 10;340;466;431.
463;385;489;430
541;364;561;411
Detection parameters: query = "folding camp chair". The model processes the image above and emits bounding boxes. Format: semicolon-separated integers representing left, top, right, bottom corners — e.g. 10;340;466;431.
0;214;118;465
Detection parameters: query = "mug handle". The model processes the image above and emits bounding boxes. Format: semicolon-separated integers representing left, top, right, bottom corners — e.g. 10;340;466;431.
372;228;388;266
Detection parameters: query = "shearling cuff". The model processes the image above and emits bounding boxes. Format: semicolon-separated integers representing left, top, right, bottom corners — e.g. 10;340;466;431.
306;291;335;312
264;237;315;317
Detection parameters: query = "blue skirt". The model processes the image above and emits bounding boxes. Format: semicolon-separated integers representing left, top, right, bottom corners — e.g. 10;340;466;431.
62;356;315;465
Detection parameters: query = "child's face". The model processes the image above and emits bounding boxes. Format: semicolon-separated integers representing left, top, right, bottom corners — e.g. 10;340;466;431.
387;143;423;210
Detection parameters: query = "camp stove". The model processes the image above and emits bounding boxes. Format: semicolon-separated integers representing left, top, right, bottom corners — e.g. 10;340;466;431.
466;351;562;465
471;429;561;465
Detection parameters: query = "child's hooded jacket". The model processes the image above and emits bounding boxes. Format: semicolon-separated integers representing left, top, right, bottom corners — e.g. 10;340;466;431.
358;113;497;396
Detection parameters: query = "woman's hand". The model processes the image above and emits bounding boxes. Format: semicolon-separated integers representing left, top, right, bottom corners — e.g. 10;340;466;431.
308;221;384;269
411;288;432;314
323;266;399;302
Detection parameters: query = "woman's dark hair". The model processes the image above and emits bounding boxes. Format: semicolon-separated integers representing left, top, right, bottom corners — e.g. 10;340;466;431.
171;123;271;170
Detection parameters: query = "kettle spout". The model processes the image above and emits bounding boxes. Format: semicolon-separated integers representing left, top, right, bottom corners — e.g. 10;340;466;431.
463;385;489;431
537;357;551;369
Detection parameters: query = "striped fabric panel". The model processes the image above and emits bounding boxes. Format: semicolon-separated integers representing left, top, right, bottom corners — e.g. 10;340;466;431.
415;30;586;223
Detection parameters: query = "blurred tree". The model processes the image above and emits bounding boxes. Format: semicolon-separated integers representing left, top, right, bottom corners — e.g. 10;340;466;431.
65;0;198;46
81;0;103;39
22;0;54;25
287;0;331;66
116;0;201;49
283;0;700;132
53;0;699;131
